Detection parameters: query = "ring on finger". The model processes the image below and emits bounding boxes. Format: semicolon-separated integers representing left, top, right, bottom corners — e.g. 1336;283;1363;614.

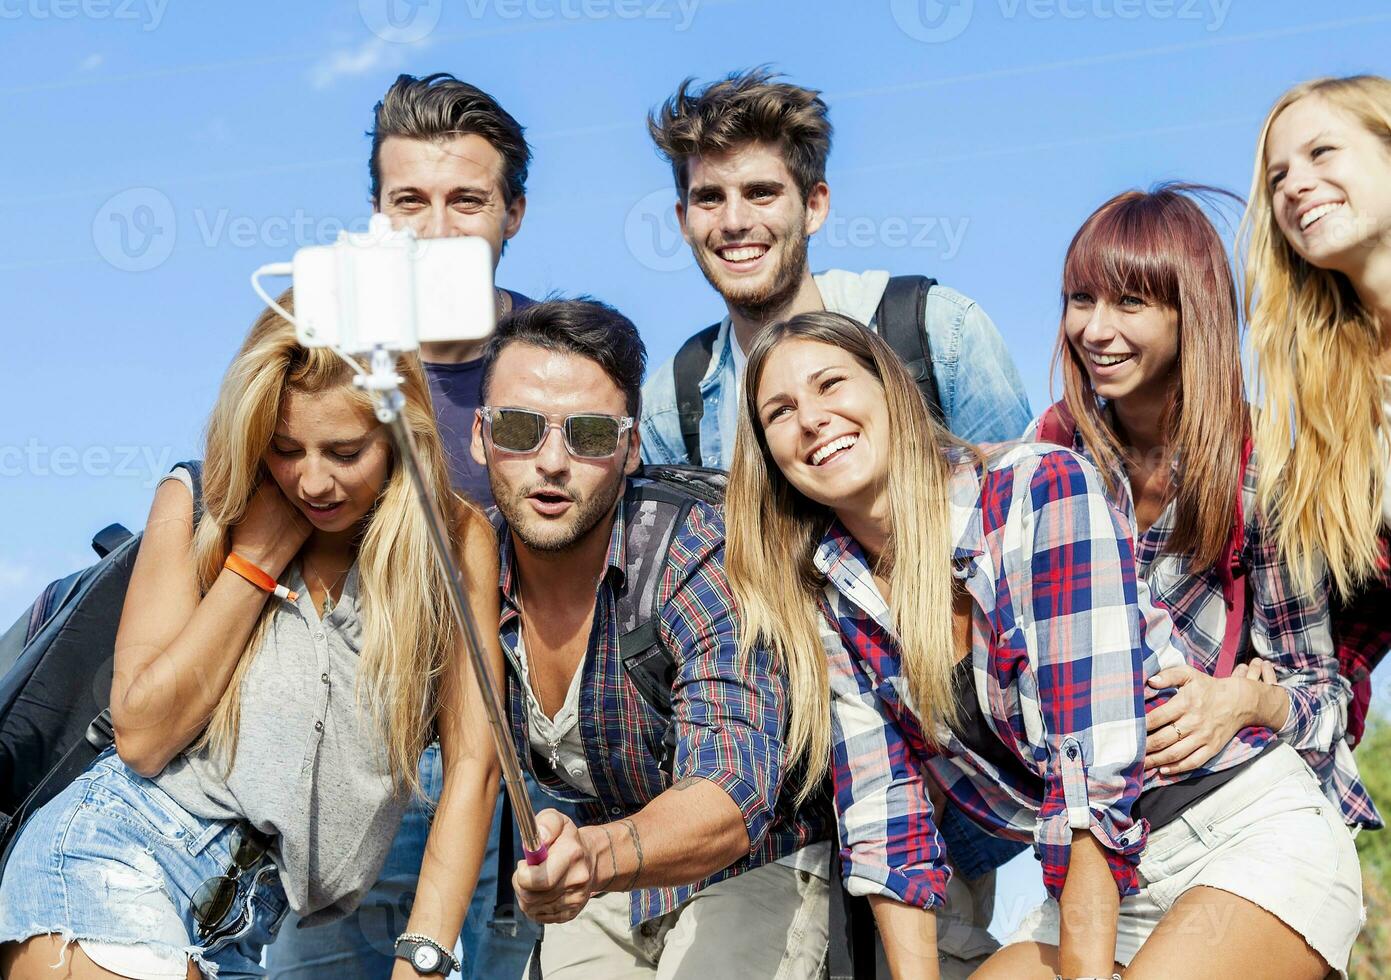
1173;723;1185;740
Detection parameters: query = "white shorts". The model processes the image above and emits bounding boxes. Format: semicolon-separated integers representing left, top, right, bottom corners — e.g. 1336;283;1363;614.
1010;743;1363;977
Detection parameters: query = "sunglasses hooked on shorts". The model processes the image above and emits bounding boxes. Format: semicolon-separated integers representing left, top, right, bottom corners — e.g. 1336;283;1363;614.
479;407;634;458
192;822;274;940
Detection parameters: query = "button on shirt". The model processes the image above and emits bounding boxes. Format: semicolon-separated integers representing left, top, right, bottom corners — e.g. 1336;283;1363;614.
820;444;1274;908
154;558;409;925
496;481;828;924
1023;414;1381;830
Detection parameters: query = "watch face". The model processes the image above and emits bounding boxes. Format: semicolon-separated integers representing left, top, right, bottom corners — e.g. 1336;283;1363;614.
412;945;441;972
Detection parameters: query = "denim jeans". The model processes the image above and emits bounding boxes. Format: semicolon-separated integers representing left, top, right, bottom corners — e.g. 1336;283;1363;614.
265;742;551;979
0;748;289;979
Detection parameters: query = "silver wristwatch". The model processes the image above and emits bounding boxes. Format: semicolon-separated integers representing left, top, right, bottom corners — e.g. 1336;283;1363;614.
394;933;459;976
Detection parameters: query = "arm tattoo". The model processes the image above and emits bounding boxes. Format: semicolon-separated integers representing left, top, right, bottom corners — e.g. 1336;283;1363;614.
599;823;620;892
671;776;702;792
619;817;644;892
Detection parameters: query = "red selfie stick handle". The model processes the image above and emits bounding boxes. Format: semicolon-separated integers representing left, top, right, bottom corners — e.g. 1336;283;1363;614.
524;843;549;866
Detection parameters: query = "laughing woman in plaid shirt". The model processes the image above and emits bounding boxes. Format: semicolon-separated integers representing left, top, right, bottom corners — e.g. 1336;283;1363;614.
1026;185;1380;833
724;311;1364;979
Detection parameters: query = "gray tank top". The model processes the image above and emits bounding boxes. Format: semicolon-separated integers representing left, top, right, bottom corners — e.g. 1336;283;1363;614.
152;469;411;924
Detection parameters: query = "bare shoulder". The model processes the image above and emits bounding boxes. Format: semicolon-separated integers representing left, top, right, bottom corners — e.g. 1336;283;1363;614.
453;496;501;575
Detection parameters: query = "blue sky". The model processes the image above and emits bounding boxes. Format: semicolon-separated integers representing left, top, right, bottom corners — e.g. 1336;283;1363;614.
3;0;1389;936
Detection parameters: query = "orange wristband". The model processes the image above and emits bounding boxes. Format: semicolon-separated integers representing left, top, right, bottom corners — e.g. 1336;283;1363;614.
224;553;298;602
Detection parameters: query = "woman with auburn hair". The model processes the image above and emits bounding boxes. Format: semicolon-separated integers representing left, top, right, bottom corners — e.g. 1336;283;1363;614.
1029;184;1378;832
0;295;502;979
1241;74;1391;736
724;311;1362;980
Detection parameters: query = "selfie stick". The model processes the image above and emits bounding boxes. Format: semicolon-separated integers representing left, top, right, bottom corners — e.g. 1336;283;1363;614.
355;350;548;866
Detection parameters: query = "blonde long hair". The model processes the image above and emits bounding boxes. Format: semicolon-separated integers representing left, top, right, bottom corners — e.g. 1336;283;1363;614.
192;291;468;795
1240;75;1391;597
725;311;973;801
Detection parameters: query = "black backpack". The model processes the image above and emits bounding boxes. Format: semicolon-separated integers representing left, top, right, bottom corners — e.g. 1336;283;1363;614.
673;275;942;465
0;461;203;874
507;467;873;980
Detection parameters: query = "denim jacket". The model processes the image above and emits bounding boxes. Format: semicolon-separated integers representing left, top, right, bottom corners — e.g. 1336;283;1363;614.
640;269;1032;467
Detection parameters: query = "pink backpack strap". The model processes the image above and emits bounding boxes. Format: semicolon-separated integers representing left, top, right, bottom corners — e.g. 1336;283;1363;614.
1213;434;1254;678
1036;400;1077;448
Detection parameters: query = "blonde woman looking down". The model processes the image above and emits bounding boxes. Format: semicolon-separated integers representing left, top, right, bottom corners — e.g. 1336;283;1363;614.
0;295;503;979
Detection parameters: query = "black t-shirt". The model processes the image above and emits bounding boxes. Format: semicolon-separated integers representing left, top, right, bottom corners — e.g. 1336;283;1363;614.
423;289;532;508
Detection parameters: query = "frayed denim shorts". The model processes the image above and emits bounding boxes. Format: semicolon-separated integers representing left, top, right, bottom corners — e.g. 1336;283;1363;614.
0;748;289;979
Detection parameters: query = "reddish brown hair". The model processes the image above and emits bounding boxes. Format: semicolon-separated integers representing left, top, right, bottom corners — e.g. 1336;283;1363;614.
1055;184;1247;572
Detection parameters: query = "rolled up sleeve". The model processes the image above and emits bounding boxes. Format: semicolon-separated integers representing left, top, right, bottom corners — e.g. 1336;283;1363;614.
1016;450;1149;900
825;620;950;909
661;543;783;855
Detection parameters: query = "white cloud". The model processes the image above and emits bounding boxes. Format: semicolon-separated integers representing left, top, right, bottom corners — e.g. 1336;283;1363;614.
78;53;104;72
309;38;394;91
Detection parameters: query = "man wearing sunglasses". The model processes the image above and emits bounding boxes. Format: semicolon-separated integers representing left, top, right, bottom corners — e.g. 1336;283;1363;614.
470;299;827;979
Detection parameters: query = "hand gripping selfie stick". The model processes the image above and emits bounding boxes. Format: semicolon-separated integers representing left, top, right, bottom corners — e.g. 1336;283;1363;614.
358;354;547;866
251;217;548;866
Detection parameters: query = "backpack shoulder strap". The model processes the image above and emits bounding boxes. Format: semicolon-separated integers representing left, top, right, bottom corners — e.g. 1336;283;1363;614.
176;460;205;527
875;275;941;421
1036;401;1077;448
614;481;700;775
673;324;721;466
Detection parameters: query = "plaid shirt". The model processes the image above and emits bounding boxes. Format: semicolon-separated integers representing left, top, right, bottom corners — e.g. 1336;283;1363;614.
821;444;1273;908
1335;531;1391;746
496;480;826;924
1025;415;1382;830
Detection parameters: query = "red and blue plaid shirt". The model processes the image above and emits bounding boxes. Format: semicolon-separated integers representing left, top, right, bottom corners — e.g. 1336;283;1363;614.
820;444;1273;908
496;480;826;924
1024;415;1381;830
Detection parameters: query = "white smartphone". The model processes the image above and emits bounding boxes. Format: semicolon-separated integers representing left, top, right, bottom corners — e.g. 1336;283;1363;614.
288;216;496;353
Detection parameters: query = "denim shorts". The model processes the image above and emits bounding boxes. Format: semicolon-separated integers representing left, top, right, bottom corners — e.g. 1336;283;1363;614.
1010;743;1364;977
0;748;289;979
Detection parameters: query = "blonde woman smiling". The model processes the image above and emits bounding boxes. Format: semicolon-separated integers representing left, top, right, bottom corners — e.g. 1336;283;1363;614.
1242;74;1391;736
724;311;1362;979
0;296;502;979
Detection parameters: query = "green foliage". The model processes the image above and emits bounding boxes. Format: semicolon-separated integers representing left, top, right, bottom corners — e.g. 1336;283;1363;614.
1350;716;1390;980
